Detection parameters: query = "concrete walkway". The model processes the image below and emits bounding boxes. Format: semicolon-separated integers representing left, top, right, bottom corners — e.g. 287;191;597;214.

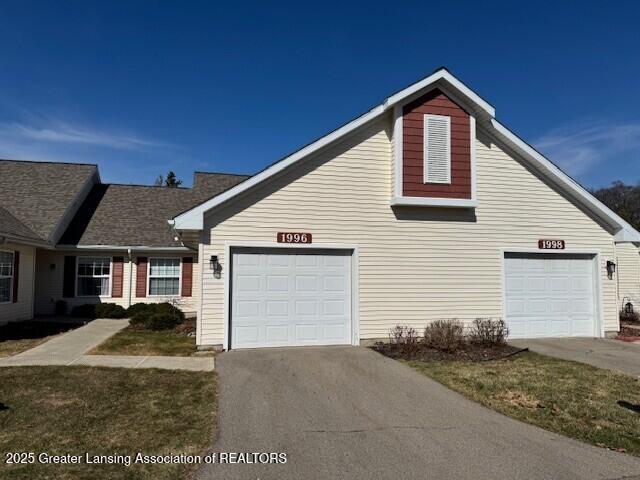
0;319;214;371
510;337;640;377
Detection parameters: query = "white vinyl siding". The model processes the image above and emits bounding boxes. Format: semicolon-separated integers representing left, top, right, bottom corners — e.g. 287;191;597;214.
197;118;619;346
423;114;451;184
77;257;111;297
0;251;14;303
148;258;180;296
616;242;640;306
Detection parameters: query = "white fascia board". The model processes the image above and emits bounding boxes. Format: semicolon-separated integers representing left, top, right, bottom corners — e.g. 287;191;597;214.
490;119;640;242
391;196;478;208
384;69;495;117
173;104;386;230
614;229;640;242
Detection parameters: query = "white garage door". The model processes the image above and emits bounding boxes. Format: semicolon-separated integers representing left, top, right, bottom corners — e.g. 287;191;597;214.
504;253;598;339
231;249;352;349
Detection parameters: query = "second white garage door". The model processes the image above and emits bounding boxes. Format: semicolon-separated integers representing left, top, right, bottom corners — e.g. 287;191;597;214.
231;249;352;349
504;253;598;339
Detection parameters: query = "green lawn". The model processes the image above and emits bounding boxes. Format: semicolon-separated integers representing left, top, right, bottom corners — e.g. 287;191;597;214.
0;366;217;479
408;352;640;455
89;327;208;357
0;337;52;357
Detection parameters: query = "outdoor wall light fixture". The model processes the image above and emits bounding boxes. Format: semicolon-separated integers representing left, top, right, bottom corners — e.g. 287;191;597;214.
210;255;222;279
606;260;616;279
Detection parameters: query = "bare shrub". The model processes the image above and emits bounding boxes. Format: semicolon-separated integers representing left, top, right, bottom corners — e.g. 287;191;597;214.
388;325;420;355
469;318;508;346
423;319;465;352
620;308;640;324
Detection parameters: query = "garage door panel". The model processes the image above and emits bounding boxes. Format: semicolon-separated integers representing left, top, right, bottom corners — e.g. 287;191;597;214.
266;300;288;316
551;299;569;313
295;323;318;341
235;325;260;344
231;249;352;349
295;299;317;315
295;275;317;292
504;253;596;339
265;325;289;342
324;275;347;292
266;275;288;292
295;255;319;267
506;276;524;293
526;277;546;292
235;275;261;292
323;299;346;315
550;277;570;292
506;298;525;314
527;299;548;314
235;300;260;317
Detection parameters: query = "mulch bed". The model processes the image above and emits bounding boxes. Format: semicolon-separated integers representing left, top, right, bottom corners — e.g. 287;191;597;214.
372;342;525;362
0;320;83;341
173;317;196;336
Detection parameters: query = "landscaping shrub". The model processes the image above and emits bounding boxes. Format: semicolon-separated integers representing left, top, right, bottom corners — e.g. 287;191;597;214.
127;302;185;330
95;303;127;319
469;318;508;346
146;313;181;331
126;303;155;318
619;308;640;324
154;302;185;322
388;325;420;355
54;300;67;316
423;319;465;352
70;304;97;319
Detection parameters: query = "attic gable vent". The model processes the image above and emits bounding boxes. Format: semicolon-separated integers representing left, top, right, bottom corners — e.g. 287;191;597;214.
423;114;451;184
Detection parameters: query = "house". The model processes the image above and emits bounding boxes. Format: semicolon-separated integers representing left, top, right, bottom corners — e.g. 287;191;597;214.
0;159;247;322
171;68;640;349
2;68;639;350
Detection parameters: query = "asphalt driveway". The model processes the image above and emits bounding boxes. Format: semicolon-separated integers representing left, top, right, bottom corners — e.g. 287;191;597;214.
510;337;640;377
195;347;640;480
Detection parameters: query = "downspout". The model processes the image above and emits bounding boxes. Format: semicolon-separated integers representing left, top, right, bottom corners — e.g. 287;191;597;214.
127;248;133;308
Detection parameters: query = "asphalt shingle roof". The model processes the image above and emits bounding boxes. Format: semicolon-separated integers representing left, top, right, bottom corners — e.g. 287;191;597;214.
0;207;43;243
0;160;97;242
59;172;249;247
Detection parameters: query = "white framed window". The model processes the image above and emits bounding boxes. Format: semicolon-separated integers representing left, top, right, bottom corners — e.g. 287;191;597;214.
423;114;451;184
76;256;111;297
148;258;181;296
0;250;13;303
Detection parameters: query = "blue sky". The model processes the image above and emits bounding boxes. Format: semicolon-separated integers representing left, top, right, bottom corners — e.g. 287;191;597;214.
0;1;638;188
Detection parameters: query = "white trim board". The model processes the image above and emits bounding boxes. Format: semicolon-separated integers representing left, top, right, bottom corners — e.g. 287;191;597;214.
221;241;360;351
172;68;640;242
0;249;14;304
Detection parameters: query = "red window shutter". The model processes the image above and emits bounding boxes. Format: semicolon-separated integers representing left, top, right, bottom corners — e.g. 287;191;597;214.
136;257;148;298
12;251;19;303
181;257;193;297
63;256;76;298
112;256;124;298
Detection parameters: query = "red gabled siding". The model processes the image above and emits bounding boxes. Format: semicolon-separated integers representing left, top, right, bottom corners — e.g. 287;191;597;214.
402;88;471;199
